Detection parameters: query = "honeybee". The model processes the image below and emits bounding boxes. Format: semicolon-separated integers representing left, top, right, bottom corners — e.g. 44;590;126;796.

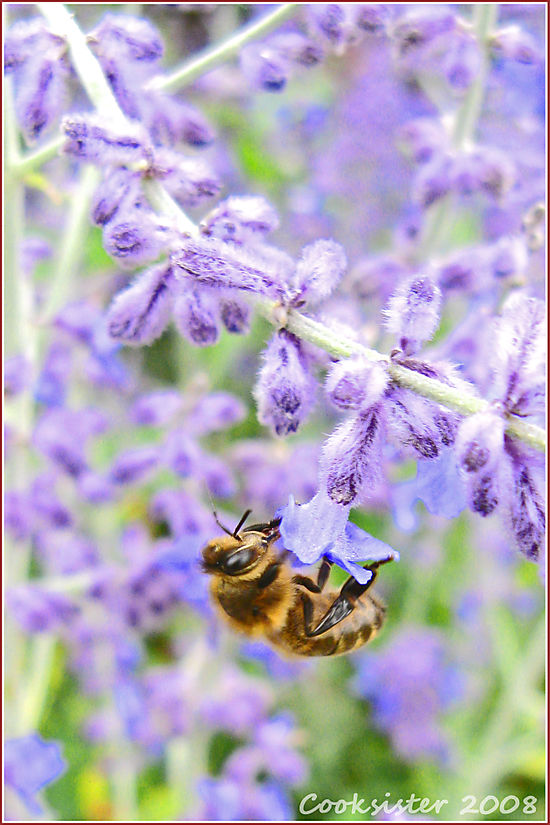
201;509;394;657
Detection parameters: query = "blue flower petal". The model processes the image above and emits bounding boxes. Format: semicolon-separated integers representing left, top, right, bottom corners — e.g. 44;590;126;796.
279;492;399;582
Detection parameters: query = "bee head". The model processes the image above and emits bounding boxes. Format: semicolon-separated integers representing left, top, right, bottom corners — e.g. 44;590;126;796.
201;532;268;577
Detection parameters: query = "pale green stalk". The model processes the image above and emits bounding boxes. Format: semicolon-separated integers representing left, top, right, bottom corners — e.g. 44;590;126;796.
417;4;499;259
38;164;101;325
148;4;299;93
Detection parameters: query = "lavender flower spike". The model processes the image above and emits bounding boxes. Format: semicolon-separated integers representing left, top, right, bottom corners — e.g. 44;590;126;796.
278;492;398;584
254;330;316;437
107;263;174;346
325;357;388;412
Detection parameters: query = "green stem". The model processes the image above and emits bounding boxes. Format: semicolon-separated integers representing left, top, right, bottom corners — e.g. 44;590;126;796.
38;164;101;326
417;4;499;259
38;3;125;120
148;4;299;93
15;636;57;735
254;298;545;453
11;136;64;177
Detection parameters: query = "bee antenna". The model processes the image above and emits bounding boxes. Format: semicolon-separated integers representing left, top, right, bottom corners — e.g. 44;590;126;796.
233;508;252;539
213;510;234;538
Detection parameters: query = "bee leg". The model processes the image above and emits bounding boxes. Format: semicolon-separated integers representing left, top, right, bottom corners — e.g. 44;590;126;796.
305;569;376;637
292;574;321;594
317;558;333;591
292;557;333;595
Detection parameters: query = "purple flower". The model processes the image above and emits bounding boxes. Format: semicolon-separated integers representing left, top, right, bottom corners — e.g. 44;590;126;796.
109;444;159;485
4;735;66;814
219;296;251;334
292;239;347;305
62;115;150;167
456;410;505;517
103;209;167;269
278;491;398;584
390;7;456;61
36;528;98;575
503;443;545;561
172;236;287;299
29;472;73;529
254;330;316;436
450;147;516;200
13;47;69;142
4;19;64;74
491;292;545;415
8;586;79;634
153;149;221;207
268;31;324;67
4;354;31;398
107;263;174;346
90;169;141;227
384;274;441;354
90;14;164;64
173;285;220;347
143;93;215;147
307;4;362;50
320;407;384;505
412;152;453;207
199;667;273;736
76;470;114;504
398;116;449;164
442;30;481;90
383;385;452;461
325;357;388;411
33;408;89;478
354;627;461;763
491;25;542;65
130;389;184;426
240;42;290;92
200;195;279;243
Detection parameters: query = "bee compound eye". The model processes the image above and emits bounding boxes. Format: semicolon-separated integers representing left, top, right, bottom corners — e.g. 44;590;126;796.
222;546;255;574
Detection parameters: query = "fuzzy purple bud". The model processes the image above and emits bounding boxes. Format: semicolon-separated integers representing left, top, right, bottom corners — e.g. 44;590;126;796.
504;447;545;561
130;390;184;426
491;26;541;65
187;392;247;435
451;147;515;200
173;286;220;347
14;52;69;142
292;239;347;305
254;330;316;436
398;117;449;164
240;42;290;92
90;14;164;64
4;19;64;74
412;152;453;207
107;263;174;346
62;115;149;167
491;292;545;415
219;297;251;335
442;31;481;90
390;8;456;58
90;169;140;227
109;445;160;485
200;196;279;244
456;411;505;517
321;408;383;505
326;357;388;412
385;274;441;354
172;236;286;299
268;32;324;66
153;150;221;207
103;209;166;269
